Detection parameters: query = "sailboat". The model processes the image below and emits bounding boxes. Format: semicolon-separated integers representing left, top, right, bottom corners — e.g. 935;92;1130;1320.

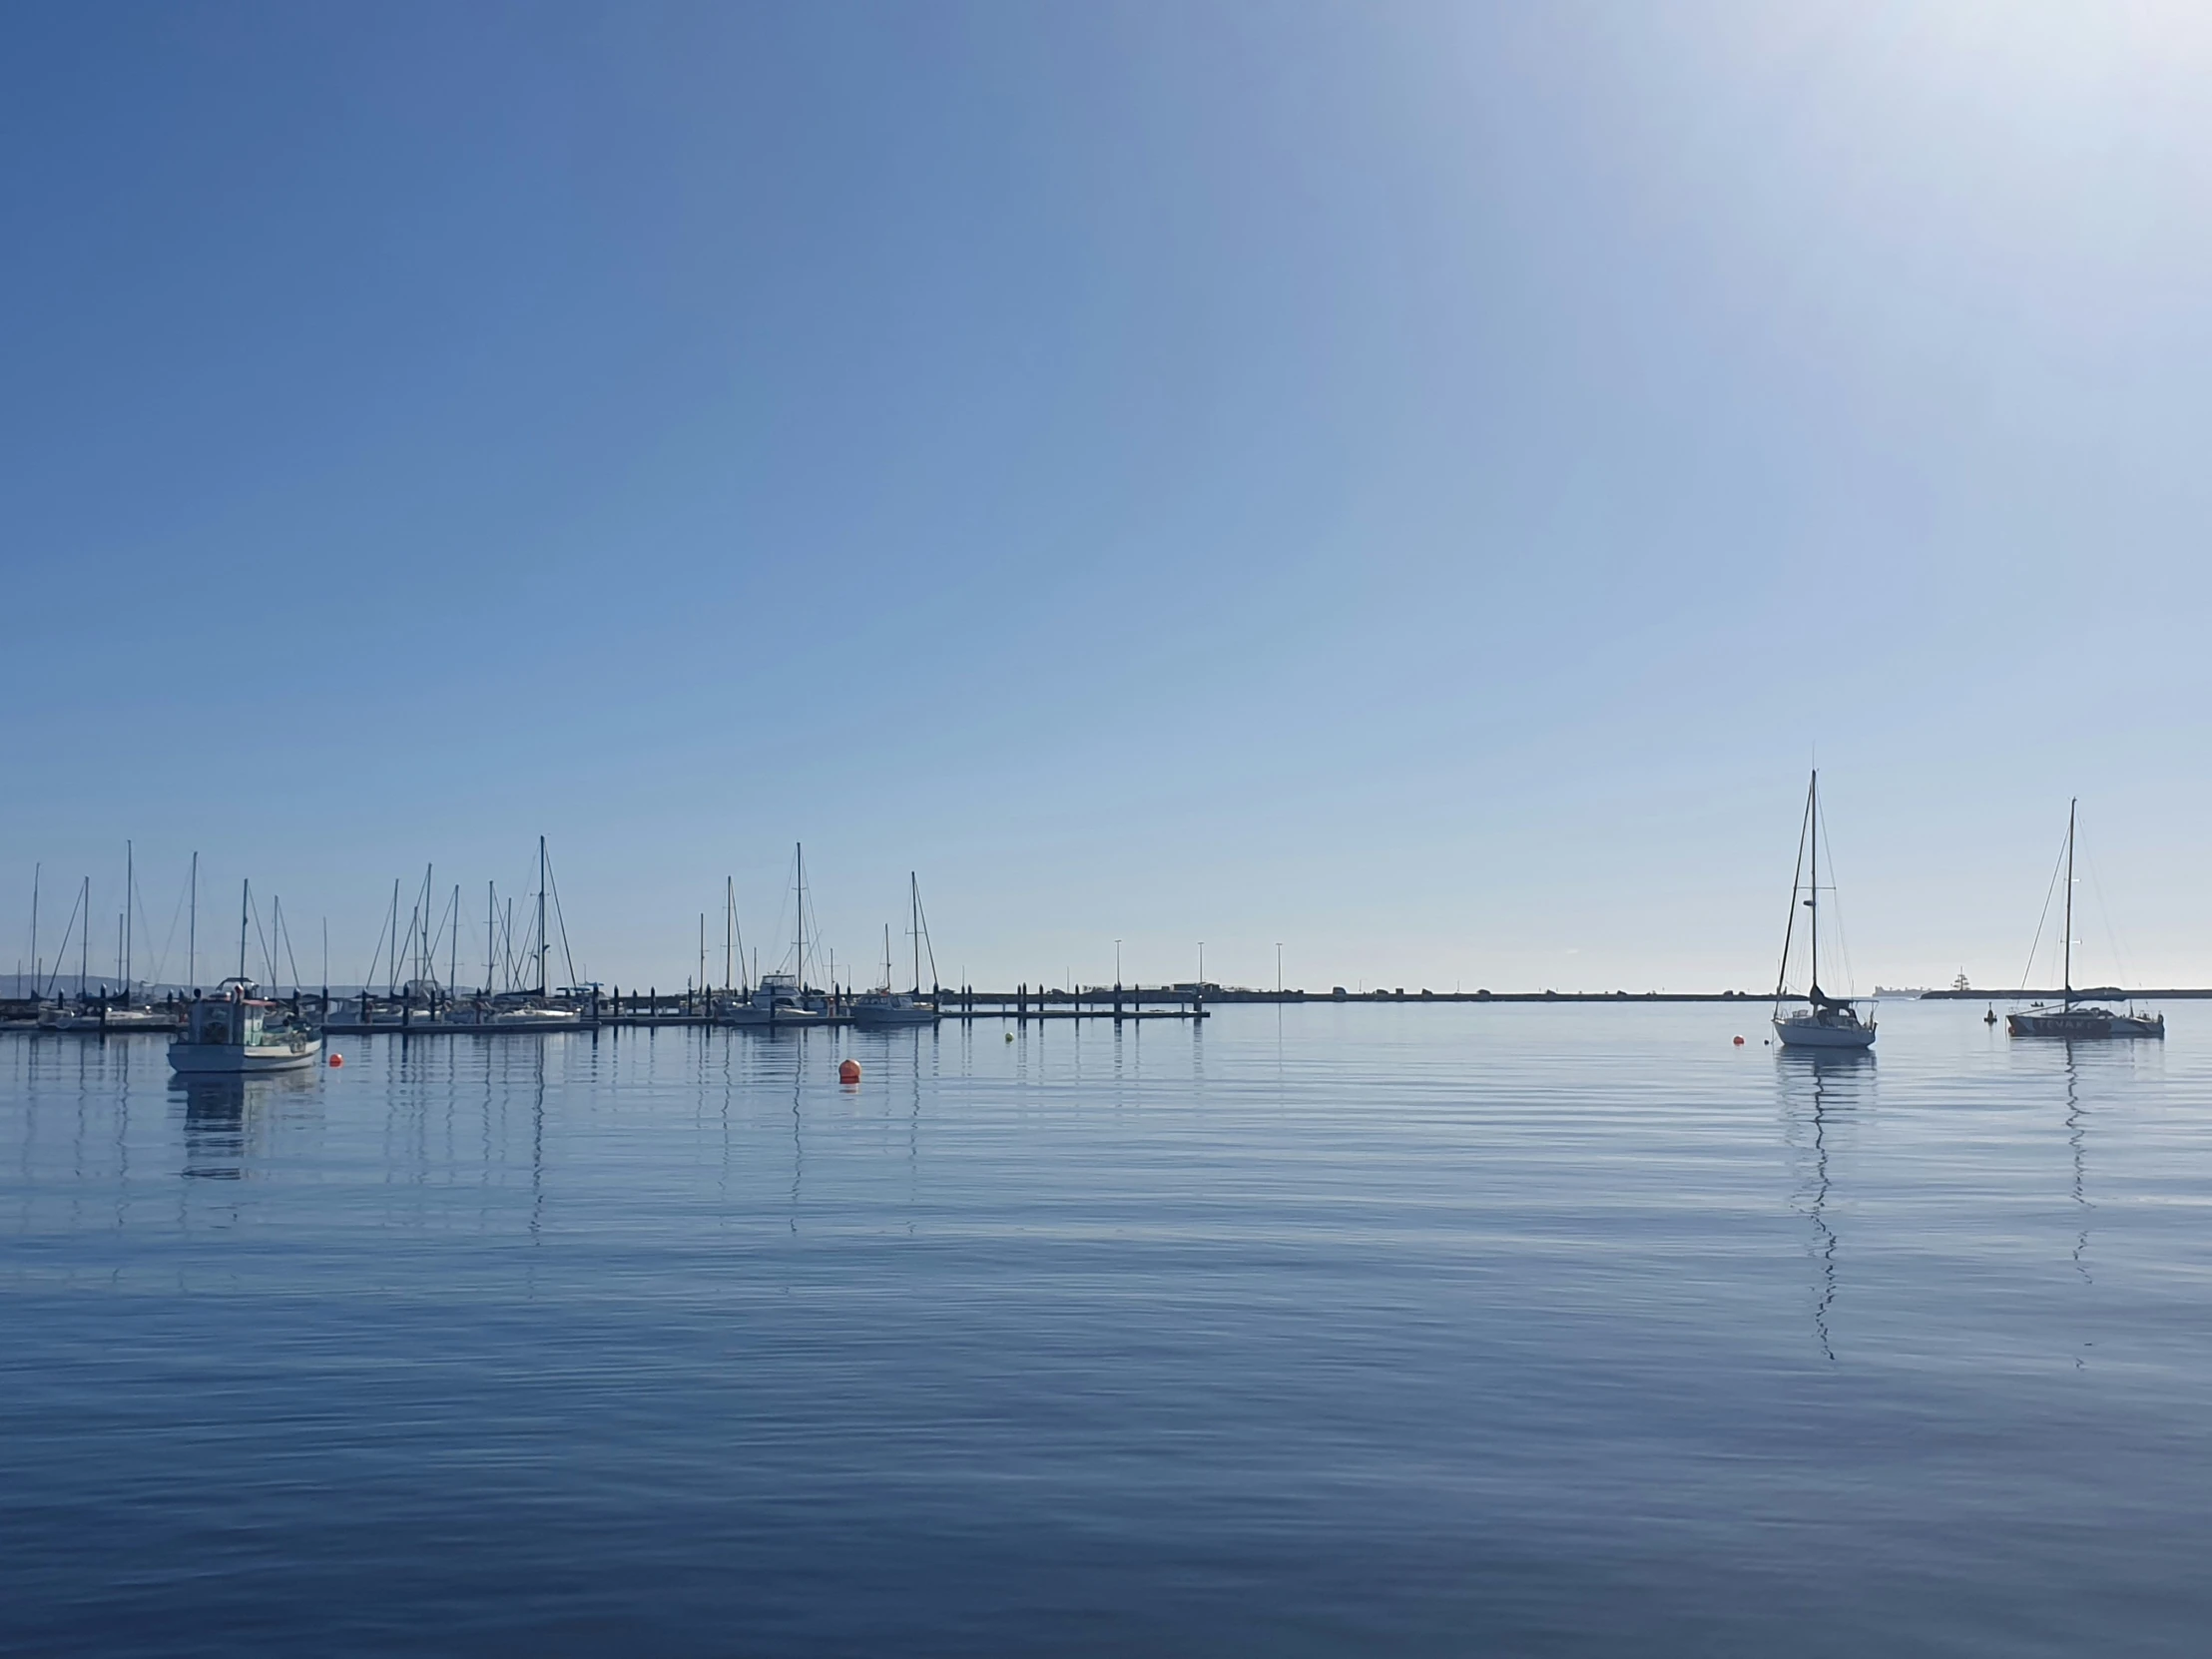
723;844;828;1027
2006;801;2163;1039
852;873;940;1028
1771;771;1877;1051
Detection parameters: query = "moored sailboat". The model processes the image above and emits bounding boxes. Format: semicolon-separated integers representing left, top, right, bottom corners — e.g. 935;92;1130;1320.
721;844;830;1026
1772;771;1876;1051
852;874;940;1028
2006;801;2163;1040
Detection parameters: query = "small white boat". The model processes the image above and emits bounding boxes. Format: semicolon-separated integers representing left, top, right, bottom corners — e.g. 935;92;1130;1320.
851;990;938;1027
484;1004;585;1027
722;972;826;1026
1771;771;1876;1052
40;1002;180;1032
169;979;323;1074
103;1006;180;1030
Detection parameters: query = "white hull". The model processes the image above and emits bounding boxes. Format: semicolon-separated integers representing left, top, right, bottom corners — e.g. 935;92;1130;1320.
42;1009;178;1031
1773;1017;1877;1050
851;1003;939;1027
724;1008;825;1026
169;1038;323;1074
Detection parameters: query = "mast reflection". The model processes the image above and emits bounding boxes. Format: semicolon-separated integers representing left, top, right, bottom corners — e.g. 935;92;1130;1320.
2064;1044;2091;1288
1778;1048;1875;1362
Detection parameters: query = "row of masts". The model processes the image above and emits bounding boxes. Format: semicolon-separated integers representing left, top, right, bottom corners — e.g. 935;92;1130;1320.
12;838;933;1007
362;837;563;1002
693;849;938;999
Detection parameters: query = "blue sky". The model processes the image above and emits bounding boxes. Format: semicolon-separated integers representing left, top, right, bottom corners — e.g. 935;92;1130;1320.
6;2;2211;994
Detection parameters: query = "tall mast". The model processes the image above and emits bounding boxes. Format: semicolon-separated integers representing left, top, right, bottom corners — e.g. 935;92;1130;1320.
188;851;197;988
28;862;38;999
2063;798;2076;1004
450;884;460;1002
486;882;496;994
537;836;549;995
123;840;133;995
1807;771;1821;1000
883;921;892;989
79;876;90;993
910;872;920;994
725;877;734;995
238;878;250;981
795;842;806;989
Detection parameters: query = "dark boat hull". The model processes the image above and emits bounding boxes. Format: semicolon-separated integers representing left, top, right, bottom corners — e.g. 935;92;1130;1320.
2006;1006;2164;1039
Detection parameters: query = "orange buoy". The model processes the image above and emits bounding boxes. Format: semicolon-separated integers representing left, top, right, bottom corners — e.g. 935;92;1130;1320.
837;1058;861;1085
328;1053;344;1067
1732;1035;1745;1046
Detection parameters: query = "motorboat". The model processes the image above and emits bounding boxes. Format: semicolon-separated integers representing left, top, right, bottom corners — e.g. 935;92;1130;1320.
169;979;323;1074
722;972;826;1026
851;990;938;1027
40;1000;180;1032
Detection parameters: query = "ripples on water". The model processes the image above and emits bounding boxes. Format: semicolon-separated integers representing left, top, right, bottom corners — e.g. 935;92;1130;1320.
4;1002;2209;1656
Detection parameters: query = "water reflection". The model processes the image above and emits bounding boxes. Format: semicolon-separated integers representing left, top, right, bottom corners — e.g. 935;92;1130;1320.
171;1072;317;1181
2063;1046;2092;1288
177;1077;248;1180
1778;1049;1875;1362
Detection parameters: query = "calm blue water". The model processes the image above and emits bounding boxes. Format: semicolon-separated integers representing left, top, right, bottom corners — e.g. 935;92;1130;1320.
5;1001;2210;1656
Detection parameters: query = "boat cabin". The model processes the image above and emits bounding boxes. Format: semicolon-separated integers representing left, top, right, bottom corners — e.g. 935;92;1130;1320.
184;982;271;1048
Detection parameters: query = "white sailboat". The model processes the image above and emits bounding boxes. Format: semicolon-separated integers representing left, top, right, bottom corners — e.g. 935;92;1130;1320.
722;844;829;1026
1772;771;1877;1051
2006;801;2163;1040
852;874;940;1028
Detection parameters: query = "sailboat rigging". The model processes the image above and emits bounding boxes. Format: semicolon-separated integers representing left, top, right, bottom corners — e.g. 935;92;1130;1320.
1772;771;1877;1051
2006;801;2163;1039
722;844;827;1025
852;872;940;1026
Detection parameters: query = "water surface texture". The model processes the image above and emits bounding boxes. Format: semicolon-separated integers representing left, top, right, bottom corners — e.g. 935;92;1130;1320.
5;1002;2209;1656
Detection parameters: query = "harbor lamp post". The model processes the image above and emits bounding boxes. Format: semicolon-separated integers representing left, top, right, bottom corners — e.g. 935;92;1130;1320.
1114;939;1122;987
